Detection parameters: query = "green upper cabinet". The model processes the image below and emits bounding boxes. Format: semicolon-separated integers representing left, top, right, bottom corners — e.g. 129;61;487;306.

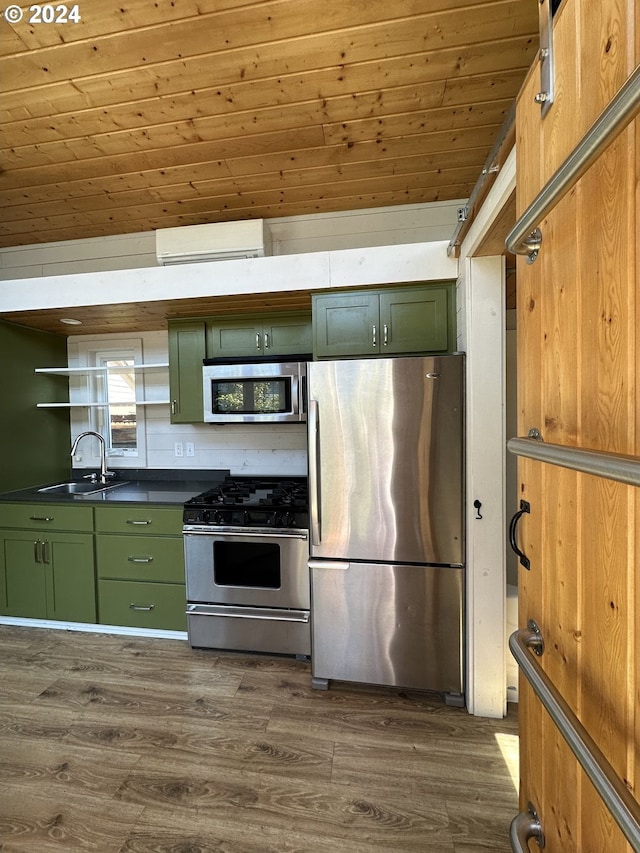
312;283;456;359
169;313;311;423
312;292;380;358
207;317;262;358
168;320;206;424
207;313;312;358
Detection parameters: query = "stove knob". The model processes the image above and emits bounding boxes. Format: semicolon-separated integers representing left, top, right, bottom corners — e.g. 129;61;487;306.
243;511;251;526
213;511;225;525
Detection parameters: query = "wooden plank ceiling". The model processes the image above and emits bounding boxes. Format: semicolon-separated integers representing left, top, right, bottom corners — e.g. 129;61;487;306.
0;0;539;251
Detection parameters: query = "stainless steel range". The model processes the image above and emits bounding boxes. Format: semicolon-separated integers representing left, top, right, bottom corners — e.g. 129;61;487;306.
183;476;310;657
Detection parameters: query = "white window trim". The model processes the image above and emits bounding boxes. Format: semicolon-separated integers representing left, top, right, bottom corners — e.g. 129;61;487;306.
70;337;147;469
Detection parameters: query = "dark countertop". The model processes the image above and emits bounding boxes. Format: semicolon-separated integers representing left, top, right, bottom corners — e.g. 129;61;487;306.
0;469;229;506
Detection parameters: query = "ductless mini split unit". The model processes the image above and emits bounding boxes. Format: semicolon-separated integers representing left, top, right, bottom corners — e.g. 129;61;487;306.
155;220;272;265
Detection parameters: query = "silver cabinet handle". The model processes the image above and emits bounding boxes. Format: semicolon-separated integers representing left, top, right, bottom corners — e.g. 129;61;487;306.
126;519;152;526
127;556;154;563
264;332;270;349
42;540;50;564
256;333;261;349
171;400;176;415
30;516;54;522
383;323;389;346
129;603;155;611
372;324;377;347
34;540;41;563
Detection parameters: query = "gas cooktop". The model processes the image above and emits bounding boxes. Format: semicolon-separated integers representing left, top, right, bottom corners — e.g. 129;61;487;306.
183;476;309;529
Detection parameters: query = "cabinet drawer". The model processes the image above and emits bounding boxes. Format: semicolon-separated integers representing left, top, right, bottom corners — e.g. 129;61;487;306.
98;579;186;631
94;505;182;535
96;535;184;582
0;503;93;532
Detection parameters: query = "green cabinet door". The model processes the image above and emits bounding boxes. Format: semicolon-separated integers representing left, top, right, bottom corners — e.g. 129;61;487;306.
46;533;96;622
380;286;450;354
168;320;206;423
263;315;313;355
0;529;95;622
207;313;312;358
0;531;48;617
313;284;455;359
98;579;186;631
207;317;263;358
312;292;380;358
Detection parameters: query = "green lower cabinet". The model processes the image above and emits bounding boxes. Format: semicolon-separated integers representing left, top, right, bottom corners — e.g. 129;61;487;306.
98;579;186;631
95;535;184;582
95;509;186;630
0;529;96;622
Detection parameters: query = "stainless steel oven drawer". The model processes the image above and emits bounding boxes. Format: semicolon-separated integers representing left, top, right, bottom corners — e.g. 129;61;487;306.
186;604;310;656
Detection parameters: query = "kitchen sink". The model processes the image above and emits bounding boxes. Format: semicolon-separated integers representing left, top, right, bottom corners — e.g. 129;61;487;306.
38;481;127;496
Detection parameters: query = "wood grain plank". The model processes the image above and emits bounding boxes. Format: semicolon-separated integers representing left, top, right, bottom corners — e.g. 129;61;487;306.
0;739;142;796
0;42;536;147
2;150;487;225
0;786;144;852
0;184;475;248
0;166;480;239
0;128;503;206
0;0;537;91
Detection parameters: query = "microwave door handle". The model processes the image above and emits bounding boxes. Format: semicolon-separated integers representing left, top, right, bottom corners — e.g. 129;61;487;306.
309;399;321;545
290;373;299;416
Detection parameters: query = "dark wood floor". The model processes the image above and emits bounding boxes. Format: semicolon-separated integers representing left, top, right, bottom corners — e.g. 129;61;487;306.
0;625;519;852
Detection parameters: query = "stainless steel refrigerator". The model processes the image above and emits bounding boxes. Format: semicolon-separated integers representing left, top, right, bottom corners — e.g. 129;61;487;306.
307;354;465;703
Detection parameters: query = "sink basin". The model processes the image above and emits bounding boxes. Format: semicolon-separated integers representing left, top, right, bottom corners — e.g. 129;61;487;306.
38;481;127;496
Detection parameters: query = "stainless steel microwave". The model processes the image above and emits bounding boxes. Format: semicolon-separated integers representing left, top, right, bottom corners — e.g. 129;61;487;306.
203;359;307;424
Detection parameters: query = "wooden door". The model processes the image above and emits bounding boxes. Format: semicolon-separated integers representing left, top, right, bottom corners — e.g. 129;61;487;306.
515;0;638;850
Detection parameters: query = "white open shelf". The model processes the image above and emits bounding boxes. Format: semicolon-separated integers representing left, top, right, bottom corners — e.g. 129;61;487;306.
35;363;169;375
37;400;169;408
35;362;170;408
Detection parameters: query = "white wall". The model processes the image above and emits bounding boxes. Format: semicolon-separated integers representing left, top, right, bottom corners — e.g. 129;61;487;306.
0;201;465;280
458;147;516;718
68;330;308;477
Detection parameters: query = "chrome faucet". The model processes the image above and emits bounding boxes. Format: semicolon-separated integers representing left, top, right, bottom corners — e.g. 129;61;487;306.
70;431;115;484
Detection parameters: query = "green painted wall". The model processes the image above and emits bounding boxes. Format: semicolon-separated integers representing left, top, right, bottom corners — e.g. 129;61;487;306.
0;320;71;492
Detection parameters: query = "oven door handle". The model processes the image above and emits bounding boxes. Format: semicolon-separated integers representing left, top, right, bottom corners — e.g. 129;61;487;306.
308;398;321;545
187;604;310;623
183;528;308;540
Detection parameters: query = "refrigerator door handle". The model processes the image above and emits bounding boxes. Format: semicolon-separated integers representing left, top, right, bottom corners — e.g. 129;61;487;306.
309;399;322;545
308;559;349;571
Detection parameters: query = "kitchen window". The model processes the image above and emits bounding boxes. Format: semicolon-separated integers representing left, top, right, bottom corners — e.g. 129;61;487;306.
69;338;149;468
96;355;138;455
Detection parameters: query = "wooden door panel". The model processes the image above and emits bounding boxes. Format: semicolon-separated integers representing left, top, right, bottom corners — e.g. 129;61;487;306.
515;0;638;849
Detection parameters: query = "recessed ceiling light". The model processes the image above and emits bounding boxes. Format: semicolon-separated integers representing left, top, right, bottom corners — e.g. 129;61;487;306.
60;318;83;325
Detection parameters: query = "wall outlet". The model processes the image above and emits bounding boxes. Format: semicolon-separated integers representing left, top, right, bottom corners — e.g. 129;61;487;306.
174;442;184;457
185;442;195;457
